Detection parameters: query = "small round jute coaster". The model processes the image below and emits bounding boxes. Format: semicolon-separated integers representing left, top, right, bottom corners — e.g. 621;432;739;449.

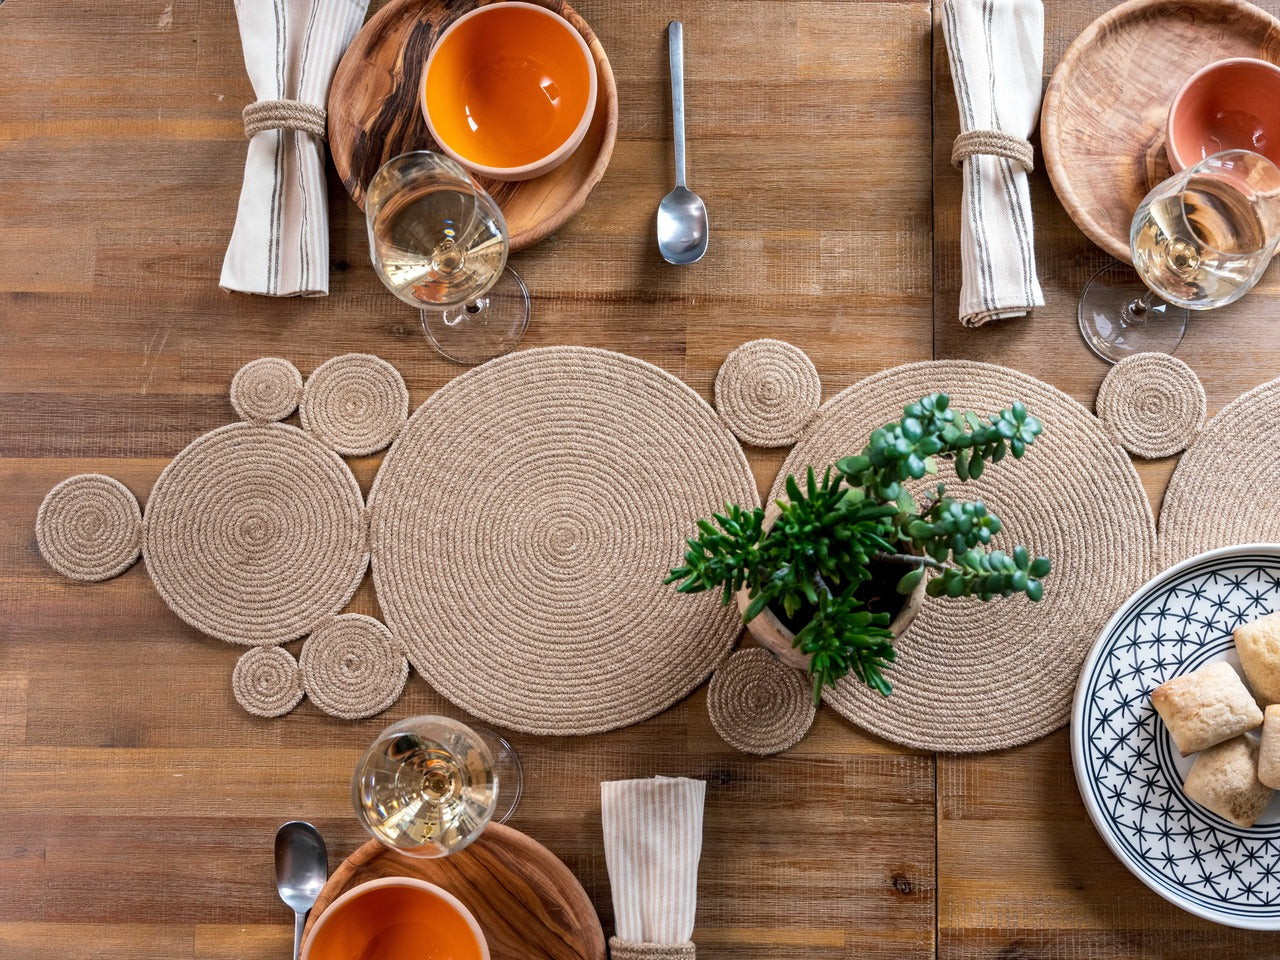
1095;352;1205;459
232;645;304;717
143;421;369;646
1160;375;1280;565
775;361;1156;753
369;346;758;735
707;649;815;755
609;940;696;960
714;339;821;447
299;614;408;719
36;474;142;581
300;353;409;456
230;357;303;423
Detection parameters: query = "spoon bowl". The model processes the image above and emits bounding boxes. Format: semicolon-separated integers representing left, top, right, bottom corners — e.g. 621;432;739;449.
657;185;709;264
276;821;329;960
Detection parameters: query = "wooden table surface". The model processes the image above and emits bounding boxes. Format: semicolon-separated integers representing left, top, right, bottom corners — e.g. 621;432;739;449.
3;0;1279;956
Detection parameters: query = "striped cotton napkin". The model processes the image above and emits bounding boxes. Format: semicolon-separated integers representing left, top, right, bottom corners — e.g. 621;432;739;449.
601;777;706;959
941;0;1045;326
220;0;368;297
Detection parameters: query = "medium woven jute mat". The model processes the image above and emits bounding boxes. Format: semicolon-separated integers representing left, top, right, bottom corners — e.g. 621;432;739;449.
775;360;1158;753
369;346;759;735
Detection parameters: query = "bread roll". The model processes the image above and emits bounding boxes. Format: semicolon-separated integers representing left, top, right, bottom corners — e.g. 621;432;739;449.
1234;611;1280;705
1260;705;1280;790
1183;736;1272;828
1151;661;1263;756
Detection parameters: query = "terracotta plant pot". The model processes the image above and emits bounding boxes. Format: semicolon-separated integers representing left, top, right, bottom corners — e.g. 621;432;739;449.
732;502;927;672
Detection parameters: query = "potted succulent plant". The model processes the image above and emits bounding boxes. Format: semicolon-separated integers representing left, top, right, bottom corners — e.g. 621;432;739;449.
666;393;1051;702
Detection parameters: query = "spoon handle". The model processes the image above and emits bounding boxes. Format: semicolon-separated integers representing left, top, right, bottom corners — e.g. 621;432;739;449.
668;20;686;188
292;911;306;960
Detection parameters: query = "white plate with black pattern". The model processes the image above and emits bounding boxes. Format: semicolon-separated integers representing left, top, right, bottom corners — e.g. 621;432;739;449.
1073;544;1280;930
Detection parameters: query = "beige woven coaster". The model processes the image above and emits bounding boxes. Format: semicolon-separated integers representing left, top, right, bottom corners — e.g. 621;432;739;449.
714;339;821;447
300;353;408;456
775;361;1157;752
1095;352;1205;459
230;357;303;423
232;645;304;717
36;474;142;581
1160;375;1280;565
369;346;758;735
707;649;815;755
299;614;408;719
609;940;696;960
143;421;369;646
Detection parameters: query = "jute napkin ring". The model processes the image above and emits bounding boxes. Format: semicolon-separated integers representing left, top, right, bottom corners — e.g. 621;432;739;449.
951;129;1034;172
243;99;327;140
609;938;697;959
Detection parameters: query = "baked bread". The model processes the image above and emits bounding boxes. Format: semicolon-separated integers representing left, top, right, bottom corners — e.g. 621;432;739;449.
1183;736;1273;828
1260;704;1280;790
1234;611;1280;705
1151;661;1263;756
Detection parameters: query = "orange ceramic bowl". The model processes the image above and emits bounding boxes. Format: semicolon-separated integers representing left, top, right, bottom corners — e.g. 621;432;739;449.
300;877;490;960
421;2;598;182
1167;57;1280;171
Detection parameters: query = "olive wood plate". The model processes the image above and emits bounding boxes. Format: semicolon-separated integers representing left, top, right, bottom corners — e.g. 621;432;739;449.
327;0;619;252
300;824;606;959
1041;0;1280;263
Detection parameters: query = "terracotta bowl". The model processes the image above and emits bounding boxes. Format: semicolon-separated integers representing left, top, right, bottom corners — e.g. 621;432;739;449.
1167;57;1280;171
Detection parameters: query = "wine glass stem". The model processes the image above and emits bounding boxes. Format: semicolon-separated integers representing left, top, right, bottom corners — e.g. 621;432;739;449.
1124;290;1157;327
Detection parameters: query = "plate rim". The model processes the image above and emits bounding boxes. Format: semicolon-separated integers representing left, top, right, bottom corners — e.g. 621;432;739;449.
1071;541;1280;930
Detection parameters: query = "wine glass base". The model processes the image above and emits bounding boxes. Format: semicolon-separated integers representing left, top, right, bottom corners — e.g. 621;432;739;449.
471;725;523;825
422;267;530;366
1078;261;1189;364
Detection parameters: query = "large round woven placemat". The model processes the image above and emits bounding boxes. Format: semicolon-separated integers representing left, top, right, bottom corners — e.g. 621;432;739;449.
1160;375;1280;565
775;361;1157;752
143;422;369;646
368;347;759;735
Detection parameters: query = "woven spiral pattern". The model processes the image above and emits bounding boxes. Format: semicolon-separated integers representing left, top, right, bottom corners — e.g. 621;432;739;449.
36;474;142;581
1160;375;1280;565
609;940;696;960
299;614;408;719
232;645;304;717
369;347;758;735
300;353;408;456
707;649;815;755
142;421;369;645
230;357;303;423
714;339;821;447
776;361;1156;752
1095;352;1205;459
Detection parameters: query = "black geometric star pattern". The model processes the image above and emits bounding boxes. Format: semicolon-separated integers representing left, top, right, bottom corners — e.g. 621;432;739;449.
1079;556;1280;924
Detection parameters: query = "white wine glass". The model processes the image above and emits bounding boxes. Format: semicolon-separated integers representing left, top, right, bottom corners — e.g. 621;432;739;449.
365;151;530;365
1079;149;1280;363
351;715;523;859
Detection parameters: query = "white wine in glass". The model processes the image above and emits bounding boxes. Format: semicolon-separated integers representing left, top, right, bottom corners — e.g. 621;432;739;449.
366;151;529;366
1079;149;1280;363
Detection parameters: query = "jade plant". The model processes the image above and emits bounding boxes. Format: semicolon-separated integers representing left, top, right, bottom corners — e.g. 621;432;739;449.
666;394;1051;701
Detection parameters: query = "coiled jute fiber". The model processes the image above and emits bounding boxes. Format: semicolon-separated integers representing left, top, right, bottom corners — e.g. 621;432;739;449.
714;339;821;447
299;614;408;719
36;474;142;581
1095;352;1204;459
300;353;408;456
609;940;696;960
775;361;1157;752
232;645;304;717
1160;375;1280;566
369;347;759;735
143;421;369;646
707;649;815;755
230;357;303;423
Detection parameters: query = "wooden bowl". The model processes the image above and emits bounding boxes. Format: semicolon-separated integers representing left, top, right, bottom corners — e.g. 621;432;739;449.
300;825;605;960
1041;0;1280;263
327;0;618;252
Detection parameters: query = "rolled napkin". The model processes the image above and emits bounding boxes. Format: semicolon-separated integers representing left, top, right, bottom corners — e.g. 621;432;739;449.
601;776;706;959
941;0;1045;326
220;0;368;297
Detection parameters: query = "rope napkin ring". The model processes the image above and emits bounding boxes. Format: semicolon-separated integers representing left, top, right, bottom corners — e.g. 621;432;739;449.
951;129;1034;172
242;99;327;140
609;939;697;959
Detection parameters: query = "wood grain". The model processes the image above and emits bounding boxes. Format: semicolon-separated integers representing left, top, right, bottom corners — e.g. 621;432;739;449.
302;828;606;959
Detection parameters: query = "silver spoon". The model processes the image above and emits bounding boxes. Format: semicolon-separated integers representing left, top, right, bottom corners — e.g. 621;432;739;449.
656;20;709;264
275;821;329;960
